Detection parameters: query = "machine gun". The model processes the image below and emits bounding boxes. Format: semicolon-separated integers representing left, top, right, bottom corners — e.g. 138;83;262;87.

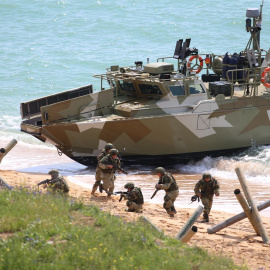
114;191;129;202
189;195;200;205
37;179;51;186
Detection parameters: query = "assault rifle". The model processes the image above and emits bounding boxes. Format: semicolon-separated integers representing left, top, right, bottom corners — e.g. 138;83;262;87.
151;188;159;199
37;179;51;186
118;147;126;159
151;181;162;199
189;195;200;205
111;163;128;175
114;191;129;202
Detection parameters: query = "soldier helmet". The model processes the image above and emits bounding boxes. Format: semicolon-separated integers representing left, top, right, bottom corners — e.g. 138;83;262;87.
155;167;165;174
49;169;59;175
202;172;211;179
105;143;114;151
109;148;119;155
124;182;134;189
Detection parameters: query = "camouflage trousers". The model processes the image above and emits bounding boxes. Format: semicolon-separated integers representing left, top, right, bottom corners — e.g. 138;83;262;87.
163;190;179;214
100;172;115;193
95;167;102;181
91;180;101;194
201;195;214;215
126;201;143;212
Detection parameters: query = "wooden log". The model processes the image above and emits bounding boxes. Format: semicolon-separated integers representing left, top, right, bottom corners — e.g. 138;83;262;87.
0;176;13;189
180;226;198;243
235;167;269;244
207;200;270;234
0;139;18;164
234;189;260;235
138;215;163;234
176;205;204;240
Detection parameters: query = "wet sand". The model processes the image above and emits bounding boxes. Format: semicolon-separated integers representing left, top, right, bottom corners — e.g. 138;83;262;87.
1;169;270;270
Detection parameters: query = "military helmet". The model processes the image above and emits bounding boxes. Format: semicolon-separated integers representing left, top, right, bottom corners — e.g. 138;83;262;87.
105;143;114;151
155;167;165;174
124;182;134;189
109;148;119;155
202;172;211;179
48;169;59;175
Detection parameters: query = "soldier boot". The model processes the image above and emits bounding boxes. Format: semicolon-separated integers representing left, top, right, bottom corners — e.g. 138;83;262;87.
91;181;100;195
171;206;177;213
99;184;103;193
203;213;209;222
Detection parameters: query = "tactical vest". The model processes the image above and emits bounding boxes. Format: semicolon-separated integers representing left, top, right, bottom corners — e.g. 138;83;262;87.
99;155;119;174
50;176;69;193
160;172;179;192
200;177;217;196
131;187;144;204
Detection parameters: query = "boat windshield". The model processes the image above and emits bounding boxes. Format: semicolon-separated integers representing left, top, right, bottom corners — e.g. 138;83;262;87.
119;80;136;93
189;83;205;94
139;84;163;95
168;85;185;96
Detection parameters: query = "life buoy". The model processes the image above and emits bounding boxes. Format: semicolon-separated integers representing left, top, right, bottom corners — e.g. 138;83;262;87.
187;55;204;74
261;67;270;88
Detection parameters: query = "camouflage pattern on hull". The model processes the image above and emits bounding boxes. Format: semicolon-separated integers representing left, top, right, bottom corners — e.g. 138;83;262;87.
20;4;270;165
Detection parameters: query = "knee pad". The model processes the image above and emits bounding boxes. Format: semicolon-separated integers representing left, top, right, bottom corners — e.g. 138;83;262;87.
164;195;170;202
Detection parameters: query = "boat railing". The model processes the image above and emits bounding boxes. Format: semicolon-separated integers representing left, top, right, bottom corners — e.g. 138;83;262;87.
226;66;265;97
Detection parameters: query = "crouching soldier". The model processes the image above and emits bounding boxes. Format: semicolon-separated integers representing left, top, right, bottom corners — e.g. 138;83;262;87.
155;167;179;217
44;169;69;194
98;148;121;197
123;182;144;213
194;172;220;222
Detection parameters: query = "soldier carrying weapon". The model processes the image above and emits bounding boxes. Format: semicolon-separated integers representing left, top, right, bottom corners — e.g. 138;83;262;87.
153;167;179;217
98;148;126;197
91;143;114;196
37;169;69;194
194;172;220;222
121;182;144;212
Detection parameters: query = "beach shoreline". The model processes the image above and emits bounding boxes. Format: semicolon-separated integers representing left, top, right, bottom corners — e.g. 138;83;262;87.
1;169;270;270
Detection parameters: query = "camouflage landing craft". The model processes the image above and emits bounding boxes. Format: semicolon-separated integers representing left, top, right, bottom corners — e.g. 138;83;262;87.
21;3;270;166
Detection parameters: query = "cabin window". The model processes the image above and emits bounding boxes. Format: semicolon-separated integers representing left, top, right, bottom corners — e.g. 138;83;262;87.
139;84;163;95
189;84;205;94
119;81;136;92
169;85;185;96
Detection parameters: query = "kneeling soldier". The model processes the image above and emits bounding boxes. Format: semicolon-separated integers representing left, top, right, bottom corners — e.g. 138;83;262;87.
47;169;69;194
155;167;179;217
124;182;144;212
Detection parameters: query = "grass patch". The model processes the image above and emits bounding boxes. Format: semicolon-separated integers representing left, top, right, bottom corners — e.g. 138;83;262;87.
0;188;248;270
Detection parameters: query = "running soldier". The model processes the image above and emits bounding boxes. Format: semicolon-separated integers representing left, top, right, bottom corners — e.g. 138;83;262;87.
155;167;179;217
194;172;220;222
98;148;121;197
91;143;114;195
123;182;144;212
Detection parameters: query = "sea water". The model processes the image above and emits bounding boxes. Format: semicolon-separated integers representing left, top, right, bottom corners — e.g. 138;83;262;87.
1;0;270;215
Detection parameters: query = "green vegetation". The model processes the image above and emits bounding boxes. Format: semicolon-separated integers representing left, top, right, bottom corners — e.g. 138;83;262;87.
0;187;248;270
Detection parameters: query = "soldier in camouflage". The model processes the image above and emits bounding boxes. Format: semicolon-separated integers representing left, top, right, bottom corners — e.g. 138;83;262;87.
98;148;121;197
46;169;69;194
155;167;179;217
91;143;114;195
123;182;144;212
194;172;220;222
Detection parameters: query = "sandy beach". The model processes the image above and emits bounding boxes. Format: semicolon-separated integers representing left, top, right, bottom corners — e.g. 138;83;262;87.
1;169;270;270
